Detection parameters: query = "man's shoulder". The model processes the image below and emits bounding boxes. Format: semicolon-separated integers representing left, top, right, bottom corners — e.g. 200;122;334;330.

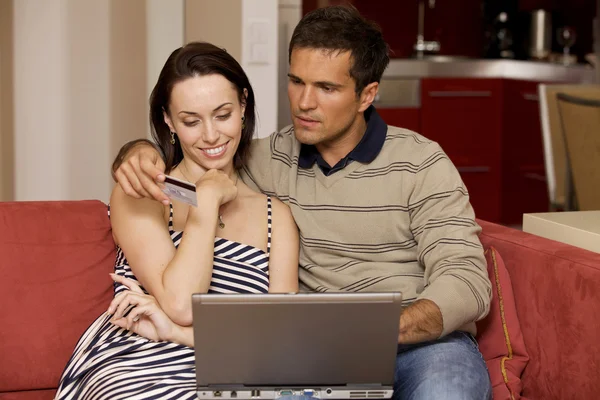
383;125;445;161
272;124;300;150
250;124;300;156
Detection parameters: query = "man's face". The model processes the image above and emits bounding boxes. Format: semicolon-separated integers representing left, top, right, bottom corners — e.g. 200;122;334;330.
287;48;364;147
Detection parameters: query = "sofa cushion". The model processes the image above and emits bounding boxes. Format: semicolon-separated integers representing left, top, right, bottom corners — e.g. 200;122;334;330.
0;389;56;400
476;246;529;400
0;200;116;392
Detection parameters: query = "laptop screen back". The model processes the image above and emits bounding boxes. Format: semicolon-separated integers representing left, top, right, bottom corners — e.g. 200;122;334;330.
192;292;402;388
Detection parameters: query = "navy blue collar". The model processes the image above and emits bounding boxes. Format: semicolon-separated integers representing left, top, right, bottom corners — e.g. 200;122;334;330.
298;105;387;175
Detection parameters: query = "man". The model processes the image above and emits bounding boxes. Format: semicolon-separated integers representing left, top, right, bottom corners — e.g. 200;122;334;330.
113;5;492;399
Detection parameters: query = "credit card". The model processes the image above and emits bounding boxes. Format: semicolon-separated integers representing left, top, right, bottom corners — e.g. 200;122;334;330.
161;175;197;207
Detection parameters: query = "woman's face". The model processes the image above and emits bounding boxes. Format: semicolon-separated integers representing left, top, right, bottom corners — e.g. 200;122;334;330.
164;74;245;174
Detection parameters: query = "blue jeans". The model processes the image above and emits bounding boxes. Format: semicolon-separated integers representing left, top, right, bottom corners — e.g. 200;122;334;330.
280;331;491;400
393;331;491;400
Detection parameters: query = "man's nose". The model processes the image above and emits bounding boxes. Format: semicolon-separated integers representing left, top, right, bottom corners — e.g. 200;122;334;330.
298;87;317;111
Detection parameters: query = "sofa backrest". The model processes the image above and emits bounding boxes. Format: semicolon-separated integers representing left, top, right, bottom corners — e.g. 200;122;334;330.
477;219;600;400
0;200;116;393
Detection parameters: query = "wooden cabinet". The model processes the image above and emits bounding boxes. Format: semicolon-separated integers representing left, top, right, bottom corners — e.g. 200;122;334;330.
421;78;504;222
502;79;549;225
418;78;551;225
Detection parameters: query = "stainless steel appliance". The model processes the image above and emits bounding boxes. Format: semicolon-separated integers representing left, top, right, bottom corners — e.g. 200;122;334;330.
530;9;552;60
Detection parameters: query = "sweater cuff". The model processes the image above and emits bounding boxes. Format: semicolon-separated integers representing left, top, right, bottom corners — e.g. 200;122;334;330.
418;276;480;337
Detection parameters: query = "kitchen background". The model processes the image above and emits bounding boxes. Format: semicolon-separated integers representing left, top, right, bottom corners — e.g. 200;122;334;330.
0;0;598;227
303;0;599;226
304;0;597;62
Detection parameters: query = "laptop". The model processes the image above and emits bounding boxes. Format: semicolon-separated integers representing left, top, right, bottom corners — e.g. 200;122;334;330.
192;292;402;399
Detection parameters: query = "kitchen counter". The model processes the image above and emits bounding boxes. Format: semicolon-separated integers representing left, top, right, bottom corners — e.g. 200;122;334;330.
382;58;596;83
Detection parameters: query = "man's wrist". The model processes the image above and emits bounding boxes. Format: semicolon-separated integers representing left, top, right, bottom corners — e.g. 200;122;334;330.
398;299;443;344
111;139;158;180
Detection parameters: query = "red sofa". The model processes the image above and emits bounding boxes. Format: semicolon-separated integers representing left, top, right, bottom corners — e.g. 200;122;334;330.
1;200;599;400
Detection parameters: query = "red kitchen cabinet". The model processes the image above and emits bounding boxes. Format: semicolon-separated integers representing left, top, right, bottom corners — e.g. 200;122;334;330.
303;0;483;58
376;107;421;133
502;79;550;225
421;78;504;222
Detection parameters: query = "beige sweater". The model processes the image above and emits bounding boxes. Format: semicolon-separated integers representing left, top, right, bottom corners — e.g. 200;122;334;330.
241;124;492;337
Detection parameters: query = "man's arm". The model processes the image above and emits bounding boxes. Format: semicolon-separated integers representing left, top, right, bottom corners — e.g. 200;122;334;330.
111;139;169;203
404;141;492;340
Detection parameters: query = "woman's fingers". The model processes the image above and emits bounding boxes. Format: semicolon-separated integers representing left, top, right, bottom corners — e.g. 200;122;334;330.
110;273;144;293
111;292;138;319
125;303;153;330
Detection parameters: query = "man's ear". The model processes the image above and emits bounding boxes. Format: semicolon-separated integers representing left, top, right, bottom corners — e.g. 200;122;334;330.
163;109;176;132
358;82;379;113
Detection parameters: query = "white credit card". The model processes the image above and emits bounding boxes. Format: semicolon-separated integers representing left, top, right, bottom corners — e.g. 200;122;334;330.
161;175;197;207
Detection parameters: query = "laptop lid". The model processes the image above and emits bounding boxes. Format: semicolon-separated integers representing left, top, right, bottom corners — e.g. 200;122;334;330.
192;292;402;389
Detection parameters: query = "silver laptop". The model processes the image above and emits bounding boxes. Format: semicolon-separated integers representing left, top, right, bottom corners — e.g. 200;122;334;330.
192;292;402;399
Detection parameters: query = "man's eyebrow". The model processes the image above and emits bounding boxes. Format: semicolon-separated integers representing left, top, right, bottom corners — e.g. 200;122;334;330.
315;80;343;88
288;73;343;88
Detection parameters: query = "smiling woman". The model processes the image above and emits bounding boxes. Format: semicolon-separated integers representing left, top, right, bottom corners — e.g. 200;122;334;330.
54;42;300;400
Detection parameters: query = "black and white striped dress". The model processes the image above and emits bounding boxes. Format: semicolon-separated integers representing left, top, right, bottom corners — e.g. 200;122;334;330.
56;198;272;400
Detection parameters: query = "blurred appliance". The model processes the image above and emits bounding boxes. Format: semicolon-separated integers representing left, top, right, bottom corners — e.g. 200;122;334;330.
530;9;552;60
413;0;440;58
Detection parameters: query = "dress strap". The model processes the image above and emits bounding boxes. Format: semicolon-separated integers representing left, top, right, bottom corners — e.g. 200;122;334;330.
267;196;272;257
168;202;174;233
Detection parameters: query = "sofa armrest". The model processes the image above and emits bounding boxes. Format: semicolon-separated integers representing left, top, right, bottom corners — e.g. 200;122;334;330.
477;219;600;400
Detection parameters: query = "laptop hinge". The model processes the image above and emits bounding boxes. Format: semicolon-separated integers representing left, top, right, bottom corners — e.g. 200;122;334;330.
206;384;246;389
346;383;385;388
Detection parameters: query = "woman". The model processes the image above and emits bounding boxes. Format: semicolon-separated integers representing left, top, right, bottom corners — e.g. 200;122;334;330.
55;42;299;399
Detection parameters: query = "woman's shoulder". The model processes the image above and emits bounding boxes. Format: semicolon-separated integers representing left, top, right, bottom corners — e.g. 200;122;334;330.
110;183;166;218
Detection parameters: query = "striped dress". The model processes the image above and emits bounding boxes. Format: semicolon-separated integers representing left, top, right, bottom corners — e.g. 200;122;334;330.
55;198;272;400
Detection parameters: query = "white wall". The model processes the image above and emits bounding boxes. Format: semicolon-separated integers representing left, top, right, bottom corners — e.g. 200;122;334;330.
242;0;279;138
14;0;70;200
277;0;302;129
66;0;111;202
12;0;152;202
147;0;185;139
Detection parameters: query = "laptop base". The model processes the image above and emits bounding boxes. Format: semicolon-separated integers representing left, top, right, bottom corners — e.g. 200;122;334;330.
197;386;393;399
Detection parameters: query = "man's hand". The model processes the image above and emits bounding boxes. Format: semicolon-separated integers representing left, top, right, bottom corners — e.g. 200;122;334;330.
398;299;443;344
112;139;169;204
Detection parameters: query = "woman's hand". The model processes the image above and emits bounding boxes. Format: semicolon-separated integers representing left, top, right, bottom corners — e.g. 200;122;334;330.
108;273;177;342
195;169;238;208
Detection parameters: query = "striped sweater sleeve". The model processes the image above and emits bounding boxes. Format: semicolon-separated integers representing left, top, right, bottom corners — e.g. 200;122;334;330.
408;141;492;337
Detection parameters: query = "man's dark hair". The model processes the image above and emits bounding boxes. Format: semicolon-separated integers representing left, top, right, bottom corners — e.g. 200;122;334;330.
289;5;390;95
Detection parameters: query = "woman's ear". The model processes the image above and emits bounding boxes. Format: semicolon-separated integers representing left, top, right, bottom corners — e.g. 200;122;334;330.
241;88;248;115
163;109;176;132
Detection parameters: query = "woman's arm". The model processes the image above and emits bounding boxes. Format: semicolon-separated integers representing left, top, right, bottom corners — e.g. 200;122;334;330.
109;181;220;326
267;198;300;293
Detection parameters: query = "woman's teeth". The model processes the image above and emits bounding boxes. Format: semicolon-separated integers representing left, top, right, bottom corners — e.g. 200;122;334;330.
203;144;226;155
